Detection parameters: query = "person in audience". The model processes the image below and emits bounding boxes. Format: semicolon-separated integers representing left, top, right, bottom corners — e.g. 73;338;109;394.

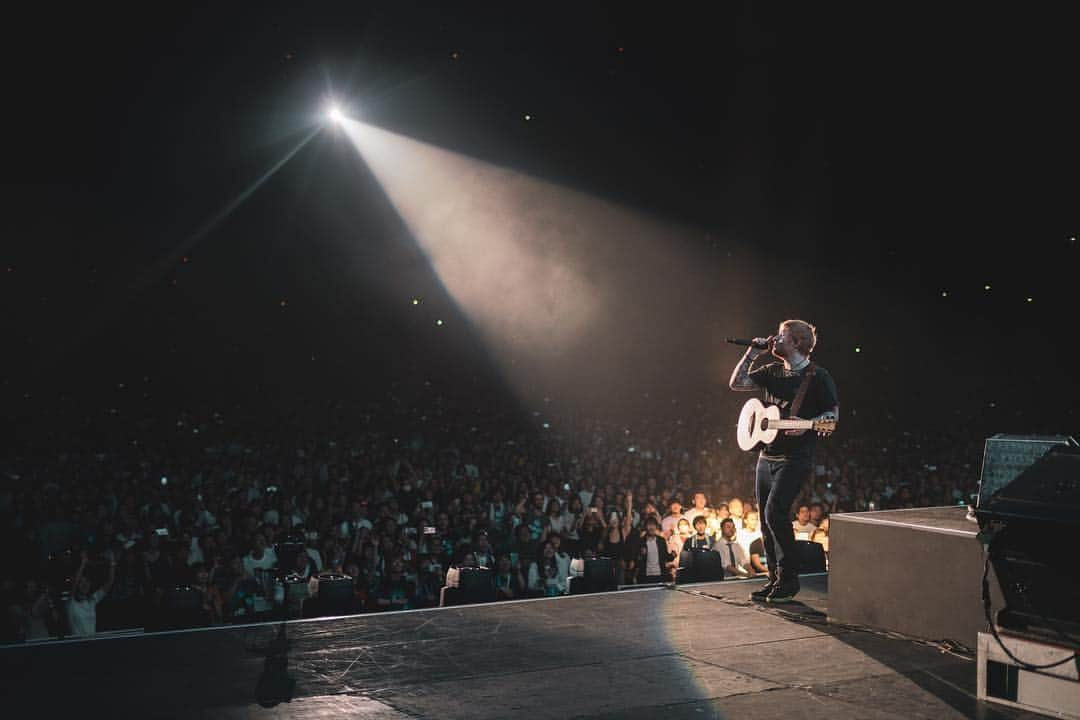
811;516;830;554
544;498;572;537
748;536;768;575
66;550;116;637
527;541;566;597
563;495;584;544
472;531;496;569
211;555;245;619
493;553;526;600
9;579;58;641
792;505;817;540
668;517;693;557
661;498;683;538
599;497;632;585
507;523;537;571
577;509;603;554
375;557;416;611
547;533;572;581
736;509;763;559
189;563;224;625
637;516;675;583
409;554;438;607
704;507;723;538
684;515;714;551
683;492;710;526
639;500;661;528
727;497;745;528
524;492;549;541
242;534;278;578
718;518;750;578
107;546;149;627
289;547;318;580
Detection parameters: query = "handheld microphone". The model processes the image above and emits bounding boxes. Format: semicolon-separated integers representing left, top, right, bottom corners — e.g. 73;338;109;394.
725;337;770;349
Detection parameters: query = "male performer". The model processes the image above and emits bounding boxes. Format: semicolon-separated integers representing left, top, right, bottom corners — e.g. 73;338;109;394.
729;319;838;602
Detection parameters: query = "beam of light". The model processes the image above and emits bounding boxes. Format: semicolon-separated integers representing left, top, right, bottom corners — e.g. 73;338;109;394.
64;125;323;357
327;105;345;125
338;119;755;412
139;125;323;292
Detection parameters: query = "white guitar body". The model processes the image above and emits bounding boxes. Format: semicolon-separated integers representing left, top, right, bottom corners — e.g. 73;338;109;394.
736;398;835;452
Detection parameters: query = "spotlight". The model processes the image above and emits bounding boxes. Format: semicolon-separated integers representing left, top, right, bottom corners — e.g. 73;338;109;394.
327;105;345;125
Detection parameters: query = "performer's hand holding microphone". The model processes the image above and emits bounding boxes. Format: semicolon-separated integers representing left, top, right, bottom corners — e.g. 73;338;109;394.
725;336;774;352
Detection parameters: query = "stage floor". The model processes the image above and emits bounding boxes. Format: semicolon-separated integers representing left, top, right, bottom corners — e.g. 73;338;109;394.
0;574;1046;719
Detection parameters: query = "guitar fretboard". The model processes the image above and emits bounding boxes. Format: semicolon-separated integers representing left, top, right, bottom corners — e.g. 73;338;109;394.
766;419;815;430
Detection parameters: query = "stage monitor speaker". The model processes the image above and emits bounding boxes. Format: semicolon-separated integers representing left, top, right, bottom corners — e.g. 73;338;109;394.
274;542;305;574
677;549;724;583
316;573;355;615
583;557;617;592
164;586;202;611
976;444;1080;647
977;434;1077;508
158;586;205;630
795;540;827;573
458;567;496;604
283;575;310;603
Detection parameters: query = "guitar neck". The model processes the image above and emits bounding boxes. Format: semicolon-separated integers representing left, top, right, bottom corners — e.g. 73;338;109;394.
769;419;815;430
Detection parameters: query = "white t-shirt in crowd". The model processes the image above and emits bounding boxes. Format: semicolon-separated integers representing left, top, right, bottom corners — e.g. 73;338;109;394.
243;548;278;577
66;589;105;637
645;539;662;577
547;513;573;536
792;521;817;541
736;527;762;557
682;507;708;526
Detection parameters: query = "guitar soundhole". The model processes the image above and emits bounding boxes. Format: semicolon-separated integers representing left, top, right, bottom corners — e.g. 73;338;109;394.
759;417;769;432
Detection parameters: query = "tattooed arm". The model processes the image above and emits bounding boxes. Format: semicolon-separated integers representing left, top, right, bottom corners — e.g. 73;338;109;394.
729;338;771;391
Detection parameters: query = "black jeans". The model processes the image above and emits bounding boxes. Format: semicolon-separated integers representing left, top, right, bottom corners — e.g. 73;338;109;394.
755;454;811;574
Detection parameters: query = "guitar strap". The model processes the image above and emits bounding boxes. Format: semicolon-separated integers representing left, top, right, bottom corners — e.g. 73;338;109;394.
788;362;816;418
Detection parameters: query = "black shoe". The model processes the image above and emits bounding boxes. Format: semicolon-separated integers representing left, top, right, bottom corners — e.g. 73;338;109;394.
749;574;777;602
766;571;800;603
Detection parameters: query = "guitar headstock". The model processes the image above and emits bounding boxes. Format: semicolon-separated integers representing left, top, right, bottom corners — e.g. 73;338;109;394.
813;418;837;437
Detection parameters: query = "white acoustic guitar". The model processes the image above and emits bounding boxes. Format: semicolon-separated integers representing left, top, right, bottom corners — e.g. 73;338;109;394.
736;398;836;451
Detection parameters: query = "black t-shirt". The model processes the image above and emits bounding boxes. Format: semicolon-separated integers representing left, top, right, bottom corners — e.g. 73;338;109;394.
750;361;838;462
749;537;764;559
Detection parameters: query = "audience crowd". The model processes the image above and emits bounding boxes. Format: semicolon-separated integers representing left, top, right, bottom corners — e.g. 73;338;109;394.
0;387;1006;642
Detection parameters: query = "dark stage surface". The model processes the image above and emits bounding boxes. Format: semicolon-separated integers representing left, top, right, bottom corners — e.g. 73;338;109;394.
0;575;1044;719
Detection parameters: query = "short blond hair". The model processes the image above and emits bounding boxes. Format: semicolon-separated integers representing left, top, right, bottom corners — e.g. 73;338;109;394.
779;319;817;355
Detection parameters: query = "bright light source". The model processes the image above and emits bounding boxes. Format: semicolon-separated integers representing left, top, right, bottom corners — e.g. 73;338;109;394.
327;105;345;124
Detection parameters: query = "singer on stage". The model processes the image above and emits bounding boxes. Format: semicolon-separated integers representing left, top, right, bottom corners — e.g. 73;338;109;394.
728;319;839;603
